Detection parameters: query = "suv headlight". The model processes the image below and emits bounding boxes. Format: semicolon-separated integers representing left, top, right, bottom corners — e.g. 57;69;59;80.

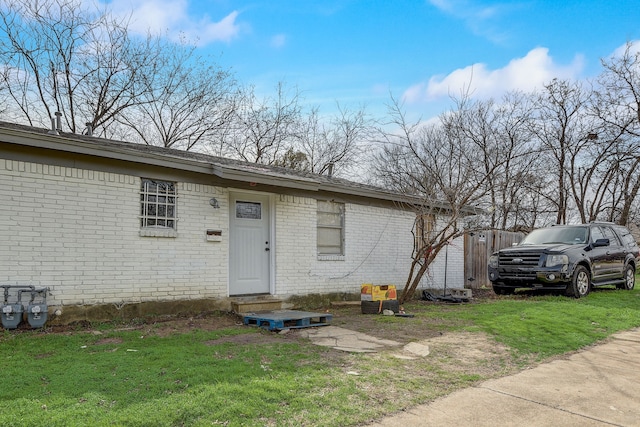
489;254;499;268
545;254;568;267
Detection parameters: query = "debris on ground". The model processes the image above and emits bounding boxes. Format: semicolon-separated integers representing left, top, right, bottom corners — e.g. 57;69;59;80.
421;290;470;304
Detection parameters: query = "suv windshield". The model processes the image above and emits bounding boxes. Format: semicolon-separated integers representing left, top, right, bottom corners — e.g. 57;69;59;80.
519;226;588;245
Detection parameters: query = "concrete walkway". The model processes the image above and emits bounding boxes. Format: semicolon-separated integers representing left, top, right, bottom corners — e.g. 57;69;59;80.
298;326;402;353
368;328;640;426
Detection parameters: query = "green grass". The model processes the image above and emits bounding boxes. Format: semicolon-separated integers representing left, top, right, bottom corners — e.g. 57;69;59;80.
407;286;640;360
0;328;367;426
1;286;639;426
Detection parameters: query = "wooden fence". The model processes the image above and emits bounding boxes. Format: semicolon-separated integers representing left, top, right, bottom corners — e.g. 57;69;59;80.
463;230;525;289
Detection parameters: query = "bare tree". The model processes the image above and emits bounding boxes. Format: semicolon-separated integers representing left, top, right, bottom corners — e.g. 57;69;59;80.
374;98;497;303
591;42;640;225
272;147;311;171
529;79;593;224
287;104;371;176
0;0;158;134
564;127;623;223
441;93;542;231
0;0;241;146
0;0;90;126
115;39;239;150
214;82;301;164
0;73;7;115
75;26;164;137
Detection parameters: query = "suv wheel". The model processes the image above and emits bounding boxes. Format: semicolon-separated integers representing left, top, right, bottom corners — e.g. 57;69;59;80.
617;264;635;290
567;265;590;298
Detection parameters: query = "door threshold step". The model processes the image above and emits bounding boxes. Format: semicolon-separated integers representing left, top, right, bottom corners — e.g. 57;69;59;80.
231;298;283;314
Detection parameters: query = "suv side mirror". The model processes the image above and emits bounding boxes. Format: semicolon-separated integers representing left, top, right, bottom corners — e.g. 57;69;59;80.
592;238;610;248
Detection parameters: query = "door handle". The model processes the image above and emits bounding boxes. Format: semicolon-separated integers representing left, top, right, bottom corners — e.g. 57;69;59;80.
265;247;270;251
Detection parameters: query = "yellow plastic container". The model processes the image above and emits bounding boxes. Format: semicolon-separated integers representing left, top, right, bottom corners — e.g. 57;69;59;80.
361;284;397;301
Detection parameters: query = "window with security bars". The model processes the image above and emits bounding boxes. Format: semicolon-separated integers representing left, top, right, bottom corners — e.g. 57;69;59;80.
140;179;176;229
317;200;345;255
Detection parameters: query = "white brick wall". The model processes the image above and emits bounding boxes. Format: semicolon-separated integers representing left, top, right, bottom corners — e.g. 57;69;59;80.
0;159;462;307
273;196;463;297
0;160;228;306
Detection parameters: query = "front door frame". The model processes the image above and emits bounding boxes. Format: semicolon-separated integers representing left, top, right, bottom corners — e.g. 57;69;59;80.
228;190;275;296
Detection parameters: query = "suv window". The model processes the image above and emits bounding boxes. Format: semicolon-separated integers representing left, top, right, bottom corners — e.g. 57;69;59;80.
614;225;637;249
601;226;621;246
590;226;605;242
520;226;588;245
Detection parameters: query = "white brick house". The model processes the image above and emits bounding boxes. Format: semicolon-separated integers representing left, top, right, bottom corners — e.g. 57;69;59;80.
0;122;462;317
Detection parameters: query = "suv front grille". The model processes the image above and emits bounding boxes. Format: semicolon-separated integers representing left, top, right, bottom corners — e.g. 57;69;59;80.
498;252;541;280
498;252;541;266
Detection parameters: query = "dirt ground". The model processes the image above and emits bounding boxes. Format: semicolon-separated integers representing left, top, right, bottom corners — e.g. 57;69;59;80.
29;288;527;420
45;290;497;344
41;288;496;337
42;288;498;340
44;288;519;383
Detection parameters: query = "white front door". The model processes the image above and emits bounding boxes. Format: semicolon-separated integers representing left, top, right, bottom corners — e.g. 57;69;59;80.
229;193;271;295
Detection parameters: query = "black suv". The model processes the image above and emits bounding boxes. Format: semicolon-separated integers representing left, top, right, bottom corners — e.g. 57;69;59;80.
488;223;639;297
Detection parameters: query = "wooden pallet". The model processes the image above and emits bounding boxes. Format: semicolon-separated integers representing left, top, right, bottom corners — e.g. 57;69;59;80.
243;310;332;331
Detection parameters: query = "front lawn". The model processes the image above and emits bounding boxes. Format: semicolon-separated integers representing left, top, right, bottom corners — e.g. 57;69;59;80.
1;287;639;426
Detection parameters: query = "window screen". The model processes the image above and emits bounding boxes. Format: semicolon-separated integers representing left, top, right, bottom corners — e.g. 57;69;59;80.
317;200;345;255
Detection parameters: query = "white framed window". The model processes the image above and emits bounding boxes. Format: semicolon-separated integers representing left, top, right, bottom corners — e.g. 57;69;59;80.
140;178;177;236
317;200;345;256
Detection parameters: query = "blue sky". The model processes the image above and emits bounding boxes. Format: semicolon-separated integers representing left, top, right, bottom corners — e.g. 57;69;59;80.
102;0;640;120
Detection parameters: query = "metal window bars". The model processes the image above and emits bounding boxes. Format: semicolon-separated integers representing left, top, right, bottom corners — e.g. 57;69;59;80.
140;179;177;229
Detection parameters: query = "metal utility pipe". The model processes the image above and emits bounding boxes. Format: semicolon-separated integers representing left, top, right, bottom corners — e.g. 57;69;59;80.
17;289;30;304
1;285;35;303
28;287;49;303
48;117;59;135
55;111;62;132
443;243;449;295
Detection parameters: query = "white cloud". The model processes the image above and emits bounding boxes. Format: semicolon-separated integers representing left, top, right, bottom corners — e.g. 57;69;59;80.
610;40;640;58
403;47;584;103
270;34;287;49
427;0;503;22
427;0;515;43
97;0;241;45
192;10;240;44
428;0;455;13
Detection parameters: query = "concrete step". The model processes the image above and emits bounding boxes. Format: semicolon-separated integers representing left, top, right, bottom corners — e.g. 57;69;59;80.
449;288;472;298
231;297;283;314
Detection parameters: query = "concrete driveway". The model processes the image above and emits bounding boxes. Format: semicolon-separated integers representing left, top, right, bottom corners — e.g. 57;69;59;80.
368;328;640;426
